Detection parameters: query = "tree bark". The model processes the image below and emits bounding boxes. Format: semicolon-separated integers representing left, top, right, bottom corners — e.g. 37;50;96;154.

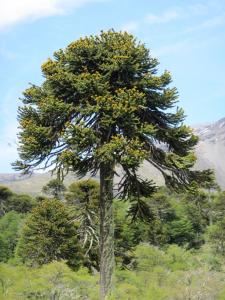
99;163;114;300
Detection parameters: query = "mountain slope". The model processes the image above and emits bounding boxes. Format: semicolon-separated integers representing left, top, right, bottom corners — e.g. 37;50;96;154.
194;117;225;189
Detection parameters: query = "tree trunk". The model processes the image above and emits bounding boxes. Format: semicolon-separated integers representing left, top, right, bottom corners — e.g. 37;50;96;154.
99;163;114;300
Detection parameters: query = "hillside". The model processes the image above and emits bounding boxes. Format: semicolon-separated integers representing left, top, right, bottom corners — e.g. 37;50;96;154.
194;117;225;189
0;117;224;195
0;172;101;195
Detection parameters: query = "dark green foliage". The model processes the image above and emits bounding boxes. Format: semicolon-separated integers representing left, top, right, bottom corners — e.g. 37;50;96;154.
42;178;66;199
0;186;13;216
35;195;49;202
128;187;221;248
17;199;83;269
128;197;154;222
144;191;175;246
130;189;197;247
211;191;225;222
0;185;13;200
0;238;8;262
114;201;144;267
169;218;195;245
0;211;24;262
6;194;36;214
179;191;210;247
196;169;219;190
0;185;36;215
66;179;99;207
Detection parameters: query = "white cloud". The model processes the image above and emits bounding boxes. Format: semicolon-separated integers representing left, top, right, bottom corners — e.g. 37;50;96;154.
0;0;104;30
184;15;225;33
0;119;19;172
121;21;139;33
154;36;219;57
0;88;21;172
145;9;181;24
145;2;224;26
154;40;192;56
189;3;210;15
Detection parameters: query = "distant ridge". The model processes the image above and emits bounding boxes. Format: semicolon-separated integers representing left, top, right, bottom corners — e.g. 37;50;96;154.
0;172;83;195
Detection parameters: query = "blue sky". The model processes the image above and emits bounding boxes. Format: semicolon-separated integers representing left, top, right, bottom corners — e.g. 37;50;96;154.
0;0;225;172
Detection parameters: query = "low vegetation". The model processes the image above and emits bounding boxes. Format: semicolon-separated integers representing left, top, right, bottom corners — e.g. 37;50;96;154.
1;181;225;299
1;244;225;299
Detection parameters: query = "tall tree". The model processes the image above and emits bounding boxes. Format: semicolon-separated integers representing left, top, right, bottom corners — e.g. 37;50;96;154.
14;30;211;299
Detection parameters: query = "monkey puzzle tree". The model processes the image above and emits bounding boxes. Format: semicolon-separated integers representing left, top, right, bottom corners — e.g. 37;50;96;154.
14;30;211;299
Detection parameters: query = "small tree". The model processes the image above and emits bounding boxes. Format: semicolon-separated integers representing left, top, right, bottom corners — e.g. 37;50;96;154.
14;30;212;298
0;211;24;262
66;179;100;270
42;179;66;199
212;191;225;222
206;218;225;254
0;186;13;216
16;199;83;269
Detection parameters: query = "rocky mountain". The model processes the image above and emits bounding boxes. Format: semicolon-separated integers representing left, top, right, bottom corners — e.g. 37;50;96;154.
194;117;225;189
0;117;225;195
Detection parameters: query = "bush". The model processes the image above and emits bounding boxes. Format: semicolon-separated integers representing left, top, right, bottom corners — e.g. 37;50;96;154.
6;194;36;213
0;185;13;216
16;199;83;269
0;262;99;300
206;218;225;255
0;211;24;262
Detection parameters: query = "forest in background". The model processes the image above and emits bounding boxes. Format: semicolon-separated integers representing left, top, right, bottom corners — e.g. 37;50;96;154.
1;179;225;299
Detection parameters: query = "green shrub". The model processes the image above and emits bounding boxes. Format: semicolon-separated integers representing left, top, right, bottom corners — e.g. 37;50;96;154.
16;199;83;269
0;211;24;262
